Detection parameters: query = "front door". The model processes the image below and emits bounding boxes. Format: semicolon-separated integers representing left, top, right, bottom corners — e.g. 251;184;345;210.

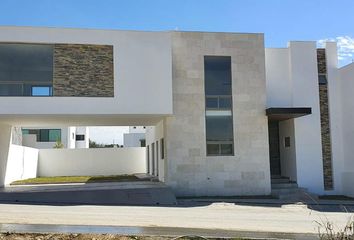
268;120;281;176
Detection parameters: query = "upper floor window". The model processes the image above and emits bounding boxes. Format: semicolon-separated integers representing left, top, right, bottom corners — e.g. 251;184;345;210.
0;43;53;96
204;56;232;110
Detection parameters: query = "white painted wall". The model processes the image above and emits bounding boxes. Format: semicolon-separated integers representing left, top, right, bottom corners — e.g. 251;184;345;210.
4;144;38;185
129;126;146;133
265;48;292;107
0;124;13;186
123;133;145;147
146;120;165;181
339;62;354;197
0;27;172;121
75;126;89;148
289;42;324;194
326;42;344;194
266;42;325;194
38;147;146;177
279;119;297;181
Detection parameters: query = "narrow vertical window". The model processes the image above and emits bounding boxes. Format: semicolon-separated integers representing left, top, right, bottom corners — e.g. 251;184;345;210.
204;56;234;156
147;145;150;174
160;138;164;159
151;142;155;175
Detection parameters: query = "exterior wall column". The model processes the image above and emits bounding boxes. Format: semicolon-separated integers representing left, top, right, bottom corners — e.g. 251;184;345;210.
0;124;13;187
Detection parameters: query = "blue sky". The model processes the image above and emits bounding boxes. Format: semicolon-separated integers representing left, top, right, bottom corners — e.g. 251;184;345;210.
1;0;354;48
1;0;354;66
2;0;354;144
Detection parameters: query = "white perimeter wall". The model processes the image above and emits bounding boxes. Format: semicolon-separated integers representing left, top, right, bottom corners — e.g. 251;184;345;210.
4;144;38;185
38;148;146;177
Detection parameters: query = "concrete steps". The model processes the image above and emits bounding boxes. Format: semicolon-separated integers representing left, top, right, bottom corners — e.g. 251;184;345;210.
271;176;318;201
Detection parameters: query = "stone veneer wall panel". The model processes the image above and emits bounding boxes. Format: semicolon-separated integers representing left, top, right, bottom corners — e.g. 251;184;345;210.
53;44;114;97
166;32;270;196
317;49;333;190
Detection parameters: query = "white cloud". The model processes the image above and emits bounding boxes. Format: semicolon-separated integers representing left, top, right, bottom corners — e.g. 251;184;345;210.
317;36;354;65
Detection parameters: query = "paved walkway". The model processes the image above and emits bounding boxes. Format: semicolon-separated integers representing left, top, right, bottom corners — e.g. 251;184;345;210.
0;201;352;236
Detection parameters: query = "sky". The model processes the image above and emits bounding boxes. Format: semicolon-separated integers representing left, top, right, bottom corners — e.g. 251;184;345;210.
1;0;353;144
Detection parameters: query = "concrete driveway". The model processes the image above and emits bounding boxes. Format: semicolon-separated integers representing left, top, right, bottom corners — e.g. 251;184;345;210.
0;201;352;236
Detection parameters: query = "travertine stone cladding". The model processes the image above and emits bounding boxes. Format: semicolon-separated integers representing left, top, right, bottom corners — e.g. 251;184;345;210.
53;44;114;97
165;32;270;196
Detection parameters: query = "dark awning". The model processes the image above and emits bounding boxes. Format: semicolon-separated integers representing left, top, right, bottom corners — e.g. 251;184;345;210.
266;107;312;121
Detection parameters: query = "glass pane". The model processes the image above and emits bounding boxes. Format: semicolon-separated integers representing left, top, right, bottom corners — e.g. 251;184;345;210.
0;44;53;83
0;84;22;96
204;56;232;96
49;129;61;142
206;97;218;109
318;75;327;85
22;129;29;135
207;144;219;155
206;115;233;141
219;96;232;109
32;86;52;96
221;144;233;155
39;129;49;142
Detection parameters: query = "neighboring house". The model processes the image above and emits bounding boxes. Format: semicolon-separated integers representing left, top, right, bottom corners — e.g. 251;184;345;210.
0;26;353;198
22;126;89;149
123;126;146;147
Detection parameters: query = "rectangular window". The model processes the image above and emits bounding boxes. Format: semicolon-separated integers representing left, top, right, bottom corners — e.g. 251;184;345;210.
204;56;234;156
318;74;327;85
151;142;155;175
38;129;61;142
0;43;53;96
140;139;146;147
160;138;165;159
284;137;291;148
76;135;85;141
156;141;159;160
147;145;150;174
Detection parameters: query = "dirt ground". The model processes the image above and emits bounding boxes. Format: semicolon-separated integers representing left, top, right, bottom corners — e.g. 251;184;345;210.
0;233;225;240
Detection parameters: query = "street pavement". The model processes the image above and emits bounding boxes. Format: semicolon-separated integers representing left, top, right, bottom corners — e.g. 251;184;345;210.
0;201;352;236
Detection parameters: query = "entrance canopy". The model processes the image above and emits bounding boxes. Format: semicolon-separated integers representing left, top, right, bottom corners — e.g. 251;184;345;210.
266;107;312;121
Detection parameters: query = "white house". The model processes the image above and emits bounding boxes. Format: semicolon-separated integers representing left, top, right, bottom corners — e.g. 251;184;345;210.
21;126;89;149
123;126;146;147
0;26;353;198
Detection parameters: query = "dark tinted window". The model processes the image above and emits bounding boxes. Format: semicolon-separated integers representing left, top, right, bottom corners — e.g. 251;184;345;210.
204;56;232;96
0;43;53;96
76;135;85;141
160;138;164;159
206;115;233;142
38;129;61;142
318;75;327;85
